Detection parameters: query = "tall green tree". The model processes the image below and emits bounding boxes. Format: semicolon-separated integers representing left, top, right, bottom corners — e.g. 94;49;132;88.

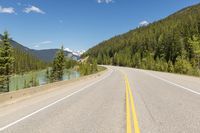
174;57;193;74
188;35;200;68
50;46;65;82
0;31;14;92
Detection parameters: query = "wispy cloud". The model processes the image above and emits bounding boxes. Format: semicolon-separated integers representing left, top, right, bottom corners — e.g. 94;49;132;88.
139;20;149;27
34;45;40;48
39;41;52;44
0;6;15;14
33;41;52;48
23;6;45;14
97;0;114;4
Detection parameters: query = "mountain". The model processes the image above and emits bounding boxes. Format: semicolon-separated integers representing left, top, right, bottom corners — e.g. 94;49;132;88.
0;35;81;62
30;49;81;62
64;48;85;59
30;49;80;62
0;34;30;51
85;3;200;76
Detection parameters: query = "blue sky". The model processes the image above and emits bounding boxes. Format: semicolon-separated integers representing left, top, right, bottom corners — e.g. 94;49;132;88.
0;0;199;51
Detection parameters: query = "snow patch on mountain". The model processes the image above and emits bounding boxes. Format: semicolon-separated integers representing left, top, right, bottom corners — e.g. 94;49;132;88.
64;48;85;56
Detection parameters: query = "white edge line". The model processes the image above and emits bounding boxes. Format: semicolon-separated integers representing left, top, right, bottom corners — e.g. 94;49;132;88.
0;68;113;131
140;70;200;95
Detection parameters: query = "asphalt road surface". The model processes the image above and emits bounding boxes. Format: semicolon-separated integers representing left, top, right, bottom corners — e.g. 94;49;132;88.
0;66;200;133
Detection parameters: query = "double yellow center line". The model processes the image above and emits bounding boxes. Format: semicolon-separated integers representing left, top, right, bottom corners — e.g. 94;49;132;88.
125;75;140;133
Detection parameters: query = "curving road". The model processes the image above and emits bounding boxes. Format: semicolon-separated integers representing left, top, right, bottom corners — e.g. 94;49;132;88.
0;66;200;133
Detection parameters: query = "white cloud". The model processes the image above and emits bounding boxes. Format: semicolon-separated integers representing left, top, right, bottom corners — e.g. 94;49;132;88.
23;6;45;14
97;0;114;4
139;21;149;27
34;45;39;48
0;6;15;14
33;41;52;48
39;41;52;44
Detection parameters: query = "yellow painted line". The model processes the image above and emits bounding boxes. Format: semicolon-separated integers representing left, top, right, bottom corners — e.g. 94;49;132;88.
125;75;140;133
125;77;132;133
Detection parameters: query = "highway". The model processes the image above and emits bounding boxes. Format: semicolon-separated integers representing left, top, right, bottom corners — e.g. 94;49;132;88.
0;66;200;133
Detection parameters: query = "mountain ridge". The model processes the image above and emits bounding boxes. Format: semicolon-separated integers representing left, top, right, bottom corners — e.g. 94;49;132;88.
0;34;81;62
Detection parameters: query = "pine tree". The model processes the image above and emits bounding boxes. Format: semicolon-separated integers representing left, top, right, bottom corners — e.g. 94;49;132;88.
46;68;50;83
0;31;14;92
174;57;192;74
188;35;200;68
167;60;174;72
50;46;65;82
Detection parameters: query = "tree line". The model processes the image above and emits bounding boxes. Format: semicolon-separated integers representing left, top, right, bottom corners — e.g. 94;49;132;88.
84;3;200;76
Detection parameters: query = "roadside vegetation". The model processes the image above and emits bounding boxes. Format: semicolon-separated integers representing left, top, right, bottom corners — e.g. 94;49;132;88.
84;4;200;76
78;60;98;76
48;47;100;80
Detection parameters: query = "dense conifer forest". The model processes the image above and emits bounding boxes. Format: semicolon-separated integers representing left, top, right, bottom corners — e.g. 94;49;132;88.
13;48;47;74
84;3;200;76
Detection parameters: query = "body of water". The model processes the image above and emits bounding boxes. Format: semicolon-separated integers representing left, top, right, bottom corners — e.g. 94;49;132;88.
9;69;80;92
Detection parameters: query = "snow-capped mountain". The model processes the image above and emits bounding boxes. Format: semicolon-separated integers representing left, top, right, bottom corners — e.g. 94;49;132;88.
64;48;85;56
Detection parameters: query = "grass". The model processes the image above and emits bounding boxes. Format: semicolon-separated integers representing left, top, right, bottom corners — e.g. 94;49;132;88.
97;66;107;72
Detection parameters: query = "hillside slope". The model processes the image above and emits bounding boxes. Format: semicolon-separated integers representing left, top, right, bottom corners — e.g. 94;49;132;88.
85;3;200;76
13;48;47;73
